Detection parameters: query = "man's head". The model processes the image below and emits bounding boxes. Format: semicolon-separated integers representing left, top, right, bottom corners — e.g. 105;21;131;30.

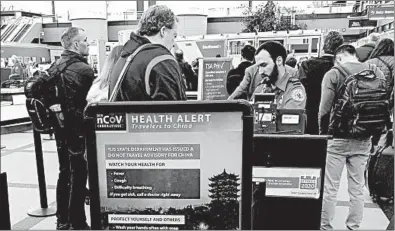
368;33;380;45
255;41;287;84
334;44;358;65
241;45;256;62
323;31;344;55
137;5;178;51
61;27;89;56
175;49;183;62
285;57;297;68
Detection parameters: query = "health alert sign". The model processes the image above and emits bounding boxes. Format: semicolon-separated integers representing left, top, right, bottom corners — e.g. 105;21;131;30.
252;167;321;199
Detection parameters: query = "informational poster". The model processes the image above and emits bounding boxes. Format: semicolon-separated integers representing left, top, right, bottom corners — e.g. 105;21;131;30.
252;167;321;199
198;58;232;101
94;111;244;230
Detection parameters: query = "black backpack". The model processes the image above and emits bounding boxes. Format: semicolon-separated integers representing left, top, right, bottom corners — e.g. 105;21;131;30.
24;60;77;133
329;64;391;138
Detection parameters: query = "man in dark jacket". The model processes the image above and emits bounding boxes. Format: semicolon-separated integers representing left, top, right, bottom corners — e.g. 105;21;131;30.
298;31;344;134
175;49;197;91
226;44;255;96
109;5;186;101
356;32;380;62
47;27;94;230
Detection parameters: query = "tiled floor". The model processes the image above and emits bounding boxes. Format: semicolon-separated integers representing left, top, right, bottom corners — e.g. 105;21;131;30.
1;131;391;230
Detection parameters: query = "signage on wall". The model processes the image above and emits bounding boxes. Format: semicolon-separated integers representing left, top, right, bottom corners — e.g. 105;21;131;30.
368;5;394;19
348;19;377;29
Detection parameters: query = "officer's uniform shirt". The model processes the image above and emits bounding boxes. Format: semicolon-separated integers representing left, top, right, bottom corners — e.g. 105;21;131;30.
253;66;306;109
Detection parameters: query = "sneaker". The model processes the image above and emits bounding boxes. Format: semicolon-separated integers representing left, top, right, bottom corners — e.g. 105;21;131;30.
69;223;90;230
56;222;69;230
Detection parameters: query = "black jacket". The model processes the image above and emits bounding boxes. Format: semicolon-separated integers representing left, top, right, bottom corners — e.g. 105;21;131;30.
47;50;94;128
356;43;375;62
178;60;197;91
298;54;334;135
226;61;253;96
109;33;186;101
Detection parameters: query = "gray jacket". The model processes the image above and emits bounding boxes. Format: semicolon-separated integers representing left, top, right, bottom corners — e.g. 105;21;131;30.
365;55;394;89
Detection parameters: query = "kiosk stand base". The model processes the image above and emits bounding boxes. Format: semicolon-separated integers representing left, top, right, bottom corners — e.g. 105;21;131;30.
27;206;56;217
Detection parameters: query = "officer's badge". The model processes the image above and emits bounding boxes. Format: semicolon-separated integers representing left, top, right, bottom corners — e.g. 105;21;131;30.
291;88;305;102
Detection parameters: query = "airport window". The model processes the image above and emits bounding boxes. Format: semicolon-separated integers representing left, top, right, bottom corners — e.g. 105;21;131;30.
229;40;254;55
312;38;319;53
258;40;284;46
290;44;308;53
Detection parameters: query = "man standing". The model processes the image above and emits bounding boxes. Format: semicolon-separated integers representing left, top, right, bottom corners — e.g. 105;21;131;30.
298;31;344;134
319;45;387;230
109;5;186;101
47;27;94;230
229;41;306;110
175;49;197;91
226;44;255;96
356;33;380;62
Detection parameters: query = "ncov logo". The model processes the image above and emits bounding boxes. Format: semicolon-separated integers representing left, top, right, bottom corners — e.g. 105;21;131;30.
96;113;126;130
299;175;317;190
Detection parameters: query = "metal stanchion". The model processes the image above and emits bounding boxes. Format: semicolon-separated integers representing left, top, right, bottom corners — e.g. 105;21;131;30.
251;181;266;230
0;172;11;230
27;129;56;217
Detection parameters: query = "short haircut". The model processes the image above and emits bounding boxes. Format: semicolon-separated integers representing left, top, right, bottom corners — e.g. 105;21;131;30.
241;45;256;62
334;44;357;59
61;27;84;49
369;33;380;43
323;31;344;55
256;41;287;64
285;57;297;68
137;5;178;37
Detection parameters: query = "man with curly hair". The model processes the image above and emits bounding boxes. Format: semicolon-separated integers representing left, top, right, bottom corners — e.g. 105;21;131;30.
109;5;186;101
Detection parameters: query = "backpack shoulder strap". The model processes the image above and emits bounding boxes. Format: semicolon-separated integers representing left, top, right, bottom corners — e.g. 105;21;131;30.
332;64;351;79
109;43;152;101
144;54;178;96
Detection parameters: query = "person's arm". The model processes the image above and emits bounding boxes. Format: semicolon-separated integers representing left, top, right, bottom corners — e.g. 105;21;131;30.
281;84;306;109
80;67;95;99
318;70;337;135
297;61;308;89
150;59;187;101
228;66;253;100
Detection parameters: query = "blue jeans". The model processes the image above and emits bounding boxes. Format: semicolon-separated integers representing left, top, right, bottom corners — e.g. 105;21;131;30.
321;138;370;230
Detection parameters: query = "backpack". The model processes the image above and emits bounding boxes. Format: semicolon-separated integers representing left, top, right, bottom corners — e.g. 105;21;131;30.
329;64;391;138
109;44;180;101
24;60;77;133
